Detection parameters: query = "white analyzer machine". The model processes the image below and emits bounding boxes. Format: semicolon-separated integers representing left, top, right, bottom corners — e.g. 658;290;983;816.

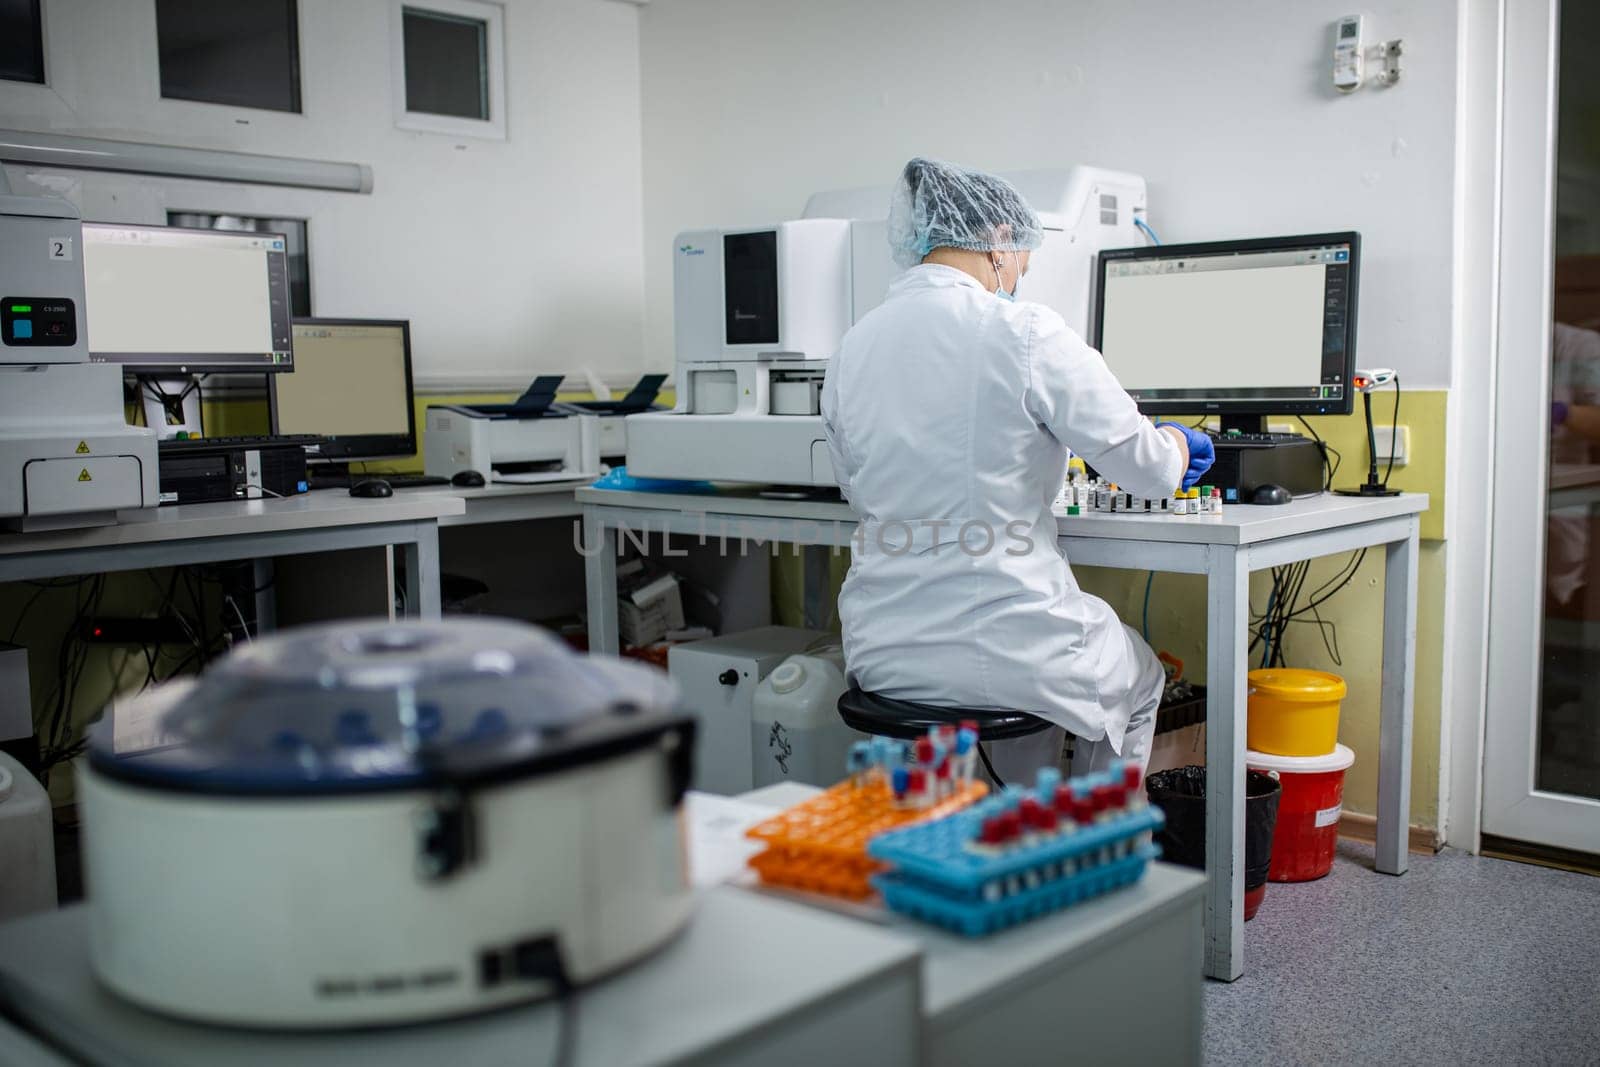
0;176;157;530
624;166;1150;486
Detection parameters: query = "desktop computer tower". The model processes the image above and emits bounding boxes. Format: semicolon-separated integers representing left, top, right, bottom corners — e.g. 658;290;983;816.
1208;438;1326;502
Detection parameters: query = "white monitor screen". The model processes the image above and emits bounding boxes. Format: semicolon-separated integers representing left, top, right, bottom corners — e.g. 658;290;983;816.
1095;238;1355;412
81;224;294;372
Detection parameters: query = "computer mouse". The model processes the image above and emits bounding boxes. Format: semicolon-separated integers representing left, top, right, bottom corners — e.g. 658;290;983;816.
451;469;487;488
1249;483;1293;506
349;479;394;499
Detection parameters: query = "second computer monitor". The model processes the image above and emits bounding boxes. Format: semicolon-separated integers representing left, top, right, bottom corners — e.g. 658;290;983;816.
1093;232;1359;421
81;223;295;373
270;319;416;462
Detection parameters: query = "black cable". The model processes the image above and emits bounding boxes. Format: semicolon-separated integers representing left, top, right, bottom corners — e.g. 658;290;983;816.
977;743;1005;788
1294;549;1369;614
1383;375;1401;486
1295;416;1342;491
5;580;67;644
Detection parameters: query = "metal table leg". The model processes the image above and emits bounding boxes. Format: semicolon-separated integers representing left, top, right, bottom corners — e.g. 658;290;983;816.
584;509;620;655
1377;518;1420;874
1204;543;1250;981
252;558;277;633
403;524;442;619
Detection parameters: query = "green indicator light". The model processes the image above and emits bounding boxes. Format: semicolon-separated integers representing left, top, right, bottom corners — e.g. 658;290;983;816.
10;305;31;313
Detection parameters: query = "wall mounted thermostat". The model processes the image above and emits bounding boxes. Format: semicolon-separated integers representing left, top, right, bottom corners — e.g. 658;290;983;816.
1334;15;1365;92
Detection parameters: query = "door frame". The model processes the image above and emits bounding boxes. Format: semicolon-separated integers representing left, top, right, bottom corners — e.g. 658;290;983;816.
1481;0;1600;852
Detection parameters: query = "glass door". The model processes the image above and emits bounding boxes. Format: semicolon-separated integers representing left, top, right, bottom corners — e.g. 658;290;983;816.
1485;0;1600;855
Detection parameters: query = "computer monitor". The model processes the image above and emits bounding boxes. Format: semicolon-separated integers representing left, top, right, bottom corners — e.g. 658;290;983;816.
81;223;294;373
269;318;416;463
1093;232;1359;430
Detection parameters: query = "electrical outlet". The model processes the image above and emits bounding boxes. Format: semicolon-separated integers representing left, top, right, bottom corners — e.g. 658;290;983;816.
1371;425;1410;467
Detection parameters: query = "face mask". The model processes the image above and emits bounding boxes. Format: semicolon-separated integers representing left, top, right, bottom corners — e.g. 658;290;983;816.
992;254;1017;302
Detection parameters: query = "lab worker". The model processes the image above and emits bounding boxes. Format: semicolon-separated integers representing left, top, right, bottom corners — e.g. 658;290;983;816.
821;158;1214;784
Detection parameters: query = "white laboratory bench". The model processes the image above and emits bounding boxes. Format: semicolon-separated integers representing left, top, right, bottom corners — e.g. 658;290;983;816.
0;888;923;1067
0;480;594;630
367;480;586;528
0;798;1203;1066
580;486;1428;981
0;492;465;619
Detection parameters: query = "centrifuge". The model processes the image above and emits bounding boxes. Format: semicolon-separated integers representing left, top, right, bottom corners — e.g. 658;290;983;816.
79;619;696;1029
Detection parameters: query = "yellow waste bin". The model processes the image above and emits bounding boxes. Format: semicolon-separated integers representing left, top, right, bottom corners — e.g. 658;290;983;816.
1246;669;1347;757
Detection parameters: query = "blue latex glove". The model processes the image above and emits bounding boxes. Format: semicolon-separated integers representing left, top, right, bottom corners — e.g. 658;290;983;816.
1158;423;1216;490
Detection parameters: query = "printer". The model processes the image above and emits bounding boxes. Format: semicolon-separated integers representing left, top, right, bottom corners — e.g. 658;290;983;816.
555;373;669;461
423;375;601;482
0;178;157;530
624;167;1149;487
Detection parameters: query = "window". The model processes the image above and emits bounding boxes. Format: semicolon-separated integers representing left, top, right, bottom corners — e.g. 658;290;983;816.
155;0;302;113
391;0;506;139
0;0;45;85
167;213;312;318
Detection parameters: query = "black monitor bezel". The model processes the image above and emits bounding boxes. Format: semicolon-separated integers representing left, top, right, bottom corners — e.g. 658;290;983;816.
1092;231;1360;419
270;318;417;463
81;222;297;374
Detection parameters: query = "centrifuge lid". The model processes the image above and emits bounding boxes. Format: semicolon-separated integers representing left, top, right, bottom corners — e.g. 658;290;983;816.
85;619;687;796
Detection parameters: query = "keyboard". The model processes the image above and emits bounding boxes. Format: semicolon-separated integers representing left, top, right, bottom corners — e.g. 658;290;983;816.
1208;431;1306;446
158;434;324;452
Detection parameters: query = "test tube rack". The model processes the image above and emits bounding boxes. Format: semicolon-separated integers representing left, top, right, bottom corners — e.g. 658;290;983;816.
868;765;1164;936
745;777;989;900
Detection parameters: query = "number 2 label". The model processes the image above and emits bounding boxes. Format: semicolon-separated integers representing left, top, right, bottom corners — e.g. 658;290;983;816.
48;237;73;261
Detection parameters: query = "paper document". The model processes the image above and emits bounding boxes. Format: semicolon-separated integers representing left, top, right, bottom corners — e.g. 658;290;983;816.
683;791;774;889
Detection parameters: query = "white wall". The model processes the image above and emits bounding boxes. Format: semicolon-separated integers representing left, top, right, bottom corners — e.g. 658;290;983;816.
638;0;1460;388
0;0;645;390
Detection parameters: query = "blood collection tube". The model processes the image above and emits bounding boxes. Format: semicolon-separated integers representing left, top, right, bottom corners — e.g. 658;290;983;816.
907;768;928;808
891;766;911;805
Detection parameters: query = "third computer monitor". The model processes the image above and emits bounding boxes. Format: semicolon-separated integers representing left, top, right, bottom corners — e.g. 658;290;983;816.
270;319;416;463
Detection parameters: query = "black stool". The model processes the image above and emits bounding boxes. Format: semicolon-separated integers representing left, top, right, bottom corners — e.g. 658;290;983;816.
836;686;1051;786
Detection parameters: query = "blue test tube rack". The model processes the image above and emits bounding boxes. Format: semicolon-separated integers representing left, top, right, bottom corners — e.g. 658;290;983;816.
867;765;1165;937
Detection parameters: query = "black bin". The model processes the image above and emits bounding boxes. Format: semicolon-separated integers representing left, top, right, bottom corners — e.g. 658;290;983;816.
1145;765;1282;920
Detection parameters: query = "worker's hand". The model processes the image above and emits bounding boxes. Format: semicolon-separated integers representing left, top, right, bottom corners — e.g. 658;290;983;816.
1158;423;1216;490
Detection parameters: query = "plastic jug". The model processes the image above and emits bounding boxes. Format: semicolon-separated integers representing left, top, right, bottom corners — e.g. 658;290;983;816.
751;647;864;788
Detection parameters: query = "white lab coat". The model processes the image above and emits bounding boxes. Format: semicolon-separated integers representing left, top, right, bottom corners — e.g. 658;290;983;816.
821;263;1185;755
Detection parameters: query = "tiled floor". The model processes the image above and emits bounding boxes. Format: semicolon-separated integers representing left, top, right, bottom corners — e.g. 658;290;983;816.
1204;840;1600;1065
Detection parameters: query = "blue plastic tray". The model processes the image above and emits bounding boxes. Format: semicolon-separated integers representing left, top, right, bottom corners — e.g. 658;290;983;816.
869;805;1164;890
867;804;1165;936
873;844;1160;936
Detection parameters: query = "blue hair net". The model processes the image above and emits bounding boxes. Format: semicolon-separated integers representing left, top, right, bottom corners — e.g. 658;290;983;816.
886;158;1044;270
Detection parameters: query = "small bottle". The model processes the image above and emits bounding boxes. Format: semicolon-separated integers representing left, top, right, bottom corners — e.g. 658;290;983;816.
1173;490;1189;516
1187;487;1202;514
1210;486;1224;516
1198;486;1214;515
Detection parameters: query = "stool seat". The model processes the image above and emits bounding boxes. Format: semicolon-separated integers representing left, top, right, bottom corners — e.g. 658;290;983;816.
836;687;1051;741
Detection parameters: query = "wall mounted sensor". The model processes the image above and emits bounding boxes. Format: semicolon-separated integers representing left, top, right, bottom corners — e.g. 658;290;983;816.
1334;16;1365;93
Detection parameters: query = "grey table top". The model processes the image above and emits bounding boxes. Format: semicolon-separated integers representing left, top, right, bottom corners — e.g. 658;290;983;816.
578;485;1428;547
0;888;921;1067
0;492;466;556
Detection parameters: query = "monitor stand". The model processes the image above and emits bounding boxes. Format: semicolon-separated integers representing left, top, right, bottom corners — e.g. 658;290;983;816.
138;375;203;440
